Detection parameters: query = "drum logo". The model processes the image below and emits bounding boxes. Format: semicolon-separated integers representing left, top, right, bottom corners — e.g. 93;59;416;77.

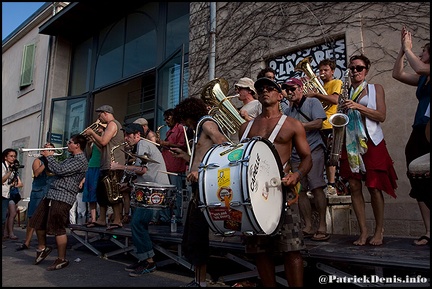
135;190;145;202
250;154;260;193
150;193;165;205
217;168;231;187
217;187;233;207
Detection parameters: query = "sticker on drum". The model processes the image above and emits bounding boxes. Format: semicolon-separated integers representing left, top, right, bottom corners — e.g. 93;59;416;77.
199;138;284;236
131;182;176;209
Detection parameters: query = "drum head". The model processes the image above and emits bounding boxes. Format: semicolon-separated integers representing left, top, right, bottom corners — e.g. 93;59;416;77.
134;182;176;189
243;139;284;235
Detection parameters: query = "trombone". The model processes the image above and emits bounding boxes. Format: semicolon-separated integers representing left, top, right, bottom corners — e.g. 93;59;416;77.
19;147;68;157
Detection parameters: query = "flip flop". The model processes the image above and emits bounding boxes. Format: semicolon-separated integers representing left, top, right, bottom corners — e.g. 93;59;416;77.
106;224;123;230
413;235;430;246
86;222;107;228
311;231;330;241
9;235;19;240
302;231;314;238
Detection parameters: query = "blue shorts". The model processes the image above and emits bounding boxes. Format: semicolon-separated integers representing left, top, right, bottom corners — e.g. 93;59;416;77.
82;167;100;203
28;188;48;218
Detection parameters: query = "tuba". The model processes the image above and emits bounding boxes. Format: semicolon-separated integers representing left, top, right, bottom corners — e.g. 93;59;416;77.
201;78;245;143
327;69;350;166
103;142;127;204
295;56;330;110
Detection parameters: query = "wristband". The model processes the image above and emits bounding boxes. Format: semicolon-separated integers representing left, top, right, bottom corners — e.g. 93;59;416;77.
293;170;303;178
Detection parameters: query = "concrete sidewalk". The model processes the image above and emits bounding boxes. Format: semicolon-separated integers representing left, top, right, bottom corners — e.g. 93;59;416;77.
2;225;229;287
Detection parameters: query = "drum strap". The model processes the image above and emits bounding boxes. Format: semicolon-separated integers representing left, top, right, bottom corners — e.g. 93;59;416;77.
268;115;287;143
240;115;287;143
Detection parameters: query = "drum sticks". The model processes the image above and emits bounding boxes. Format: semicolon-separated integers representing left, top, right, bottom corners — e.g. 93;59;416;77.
183;126;191;156
140;137;160;146
158;170;179;176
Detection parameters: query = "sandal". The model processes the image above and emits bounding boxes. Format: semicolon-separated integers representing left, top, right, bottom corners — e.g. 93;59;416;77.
16;243;29;251
9;235;19;240
311;231;330;241
413;235;430;246
106;223;123;230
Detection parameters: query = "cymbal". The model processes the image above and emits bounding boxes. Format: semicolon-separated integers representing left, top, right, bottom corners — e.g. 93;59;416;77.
120;149;159;164
133;153;160;164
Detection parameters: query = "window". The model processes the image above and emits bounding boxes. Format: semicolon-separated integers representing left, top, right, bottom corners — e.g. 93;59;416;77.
20;43;36;87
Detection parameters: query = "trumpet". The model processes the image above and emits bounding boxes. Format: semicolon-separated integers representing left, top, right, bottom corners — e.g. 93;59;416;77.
80;119;107;135
20;147;68;157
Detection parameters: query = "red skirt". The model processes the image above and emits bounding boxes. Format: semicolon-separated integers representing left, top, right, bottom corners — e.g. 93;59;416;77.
340;139;398;198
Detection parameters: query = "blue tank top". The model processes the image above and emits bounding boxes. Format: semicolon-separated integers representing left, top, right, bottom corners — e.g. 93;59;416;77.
413;75;430;127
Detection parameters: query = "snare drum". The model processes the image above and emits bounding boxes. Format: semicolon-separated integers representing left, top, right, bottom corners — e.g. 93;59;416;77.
131;182;176;209
408;153;430;179
198;137;285;236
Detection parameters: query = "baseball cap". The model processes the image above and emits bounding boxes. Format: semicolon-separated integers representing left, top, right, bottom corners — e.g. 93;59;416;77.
254;77;282;93
95;105;114;114
133;118;148;126
235;77;257;95
121;123;144;135
281;78;303;90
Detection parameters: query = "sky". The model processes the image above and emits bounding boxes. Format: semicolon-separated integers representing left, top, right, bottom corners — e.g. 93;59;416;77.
2;2;45;41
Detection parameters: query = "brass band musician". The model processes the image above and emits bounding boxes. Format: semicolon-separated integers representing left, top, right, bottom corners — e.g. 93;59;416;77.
83;105;126;230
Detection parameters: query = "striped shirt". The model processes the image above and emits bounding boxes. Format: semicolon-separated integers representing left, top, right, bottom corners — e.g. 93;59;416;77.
45;152;88;206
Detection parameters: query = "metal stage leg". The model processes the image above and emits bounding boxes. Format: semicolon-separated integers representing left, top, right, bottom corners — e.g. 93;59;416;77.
70;230;103;257
102;236;135;259
152;243;192;270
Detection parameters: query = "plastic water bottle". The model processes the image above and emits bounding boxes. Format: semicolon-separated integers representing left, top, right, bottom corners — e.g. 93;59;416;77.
170;214;177;233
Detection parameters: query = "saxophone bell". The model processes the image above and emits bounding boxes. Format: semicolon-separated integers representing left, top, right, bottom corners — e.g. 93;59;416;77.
327;69;350;166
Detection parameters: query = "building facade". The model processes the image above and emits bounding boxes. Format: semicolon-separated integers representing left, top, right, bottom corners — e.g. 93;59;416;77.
2;2;430;237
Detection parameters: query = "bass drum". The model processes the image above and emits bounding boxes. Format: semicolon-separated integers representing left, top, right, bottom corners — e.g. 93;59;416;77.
198;137;284;236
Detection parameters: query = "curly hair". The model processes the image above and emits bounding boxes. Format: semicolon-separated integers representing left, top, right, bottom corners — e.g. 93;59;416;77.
257;67;276;80
174;97;208;124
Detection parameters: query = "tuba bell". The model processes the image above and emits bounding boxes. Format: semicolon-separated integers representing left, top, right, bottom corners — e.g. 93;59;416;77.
201;78;245;142
295;56;330;110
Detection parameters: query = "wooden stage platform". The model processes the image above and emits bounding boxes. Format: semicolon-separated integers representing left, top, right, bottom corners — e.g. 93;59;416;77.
69;224;430;287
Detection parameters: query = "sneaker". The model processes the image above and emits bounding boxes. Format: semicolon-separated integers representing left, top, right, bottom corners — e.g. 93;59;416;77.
46;258;69;271
34;246;53;265
181;280;201;287
125;260;147;272
128;261;156;277
325;185;337;196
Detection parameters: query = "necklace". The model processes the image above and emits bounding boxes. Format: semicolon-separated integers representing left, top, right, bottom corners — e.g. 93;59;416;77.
262;113;282;120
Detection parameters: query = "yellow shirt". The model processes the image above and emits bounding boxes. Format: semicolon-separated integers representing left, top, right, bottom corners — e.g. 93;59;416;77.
322;79;343;130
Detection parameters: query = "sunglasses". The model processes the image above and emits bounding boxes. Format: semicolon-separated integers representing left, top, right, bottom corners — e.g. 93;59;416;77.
285;86;298;92
349;65;367;73
257;85;278;94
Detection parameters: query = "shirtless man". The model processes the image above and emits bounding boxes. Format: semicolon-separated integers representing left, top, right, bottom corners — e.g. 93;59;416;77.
239;77;312;287
171;97;229;287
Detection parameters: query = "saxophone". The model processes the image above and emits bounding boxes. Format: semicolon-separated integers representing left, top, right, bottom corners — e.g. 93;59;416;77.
327;69;350;166
103;142;127;204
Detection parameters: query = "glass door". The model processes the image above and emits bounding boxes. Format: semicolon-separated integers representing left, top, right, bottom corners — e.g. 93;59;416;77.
155;45;188;138
47;95;89;150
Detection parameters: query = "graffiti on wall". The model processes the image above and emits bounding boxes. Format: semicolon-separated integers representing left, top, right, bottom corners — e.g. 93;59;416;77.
268;38;347;83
